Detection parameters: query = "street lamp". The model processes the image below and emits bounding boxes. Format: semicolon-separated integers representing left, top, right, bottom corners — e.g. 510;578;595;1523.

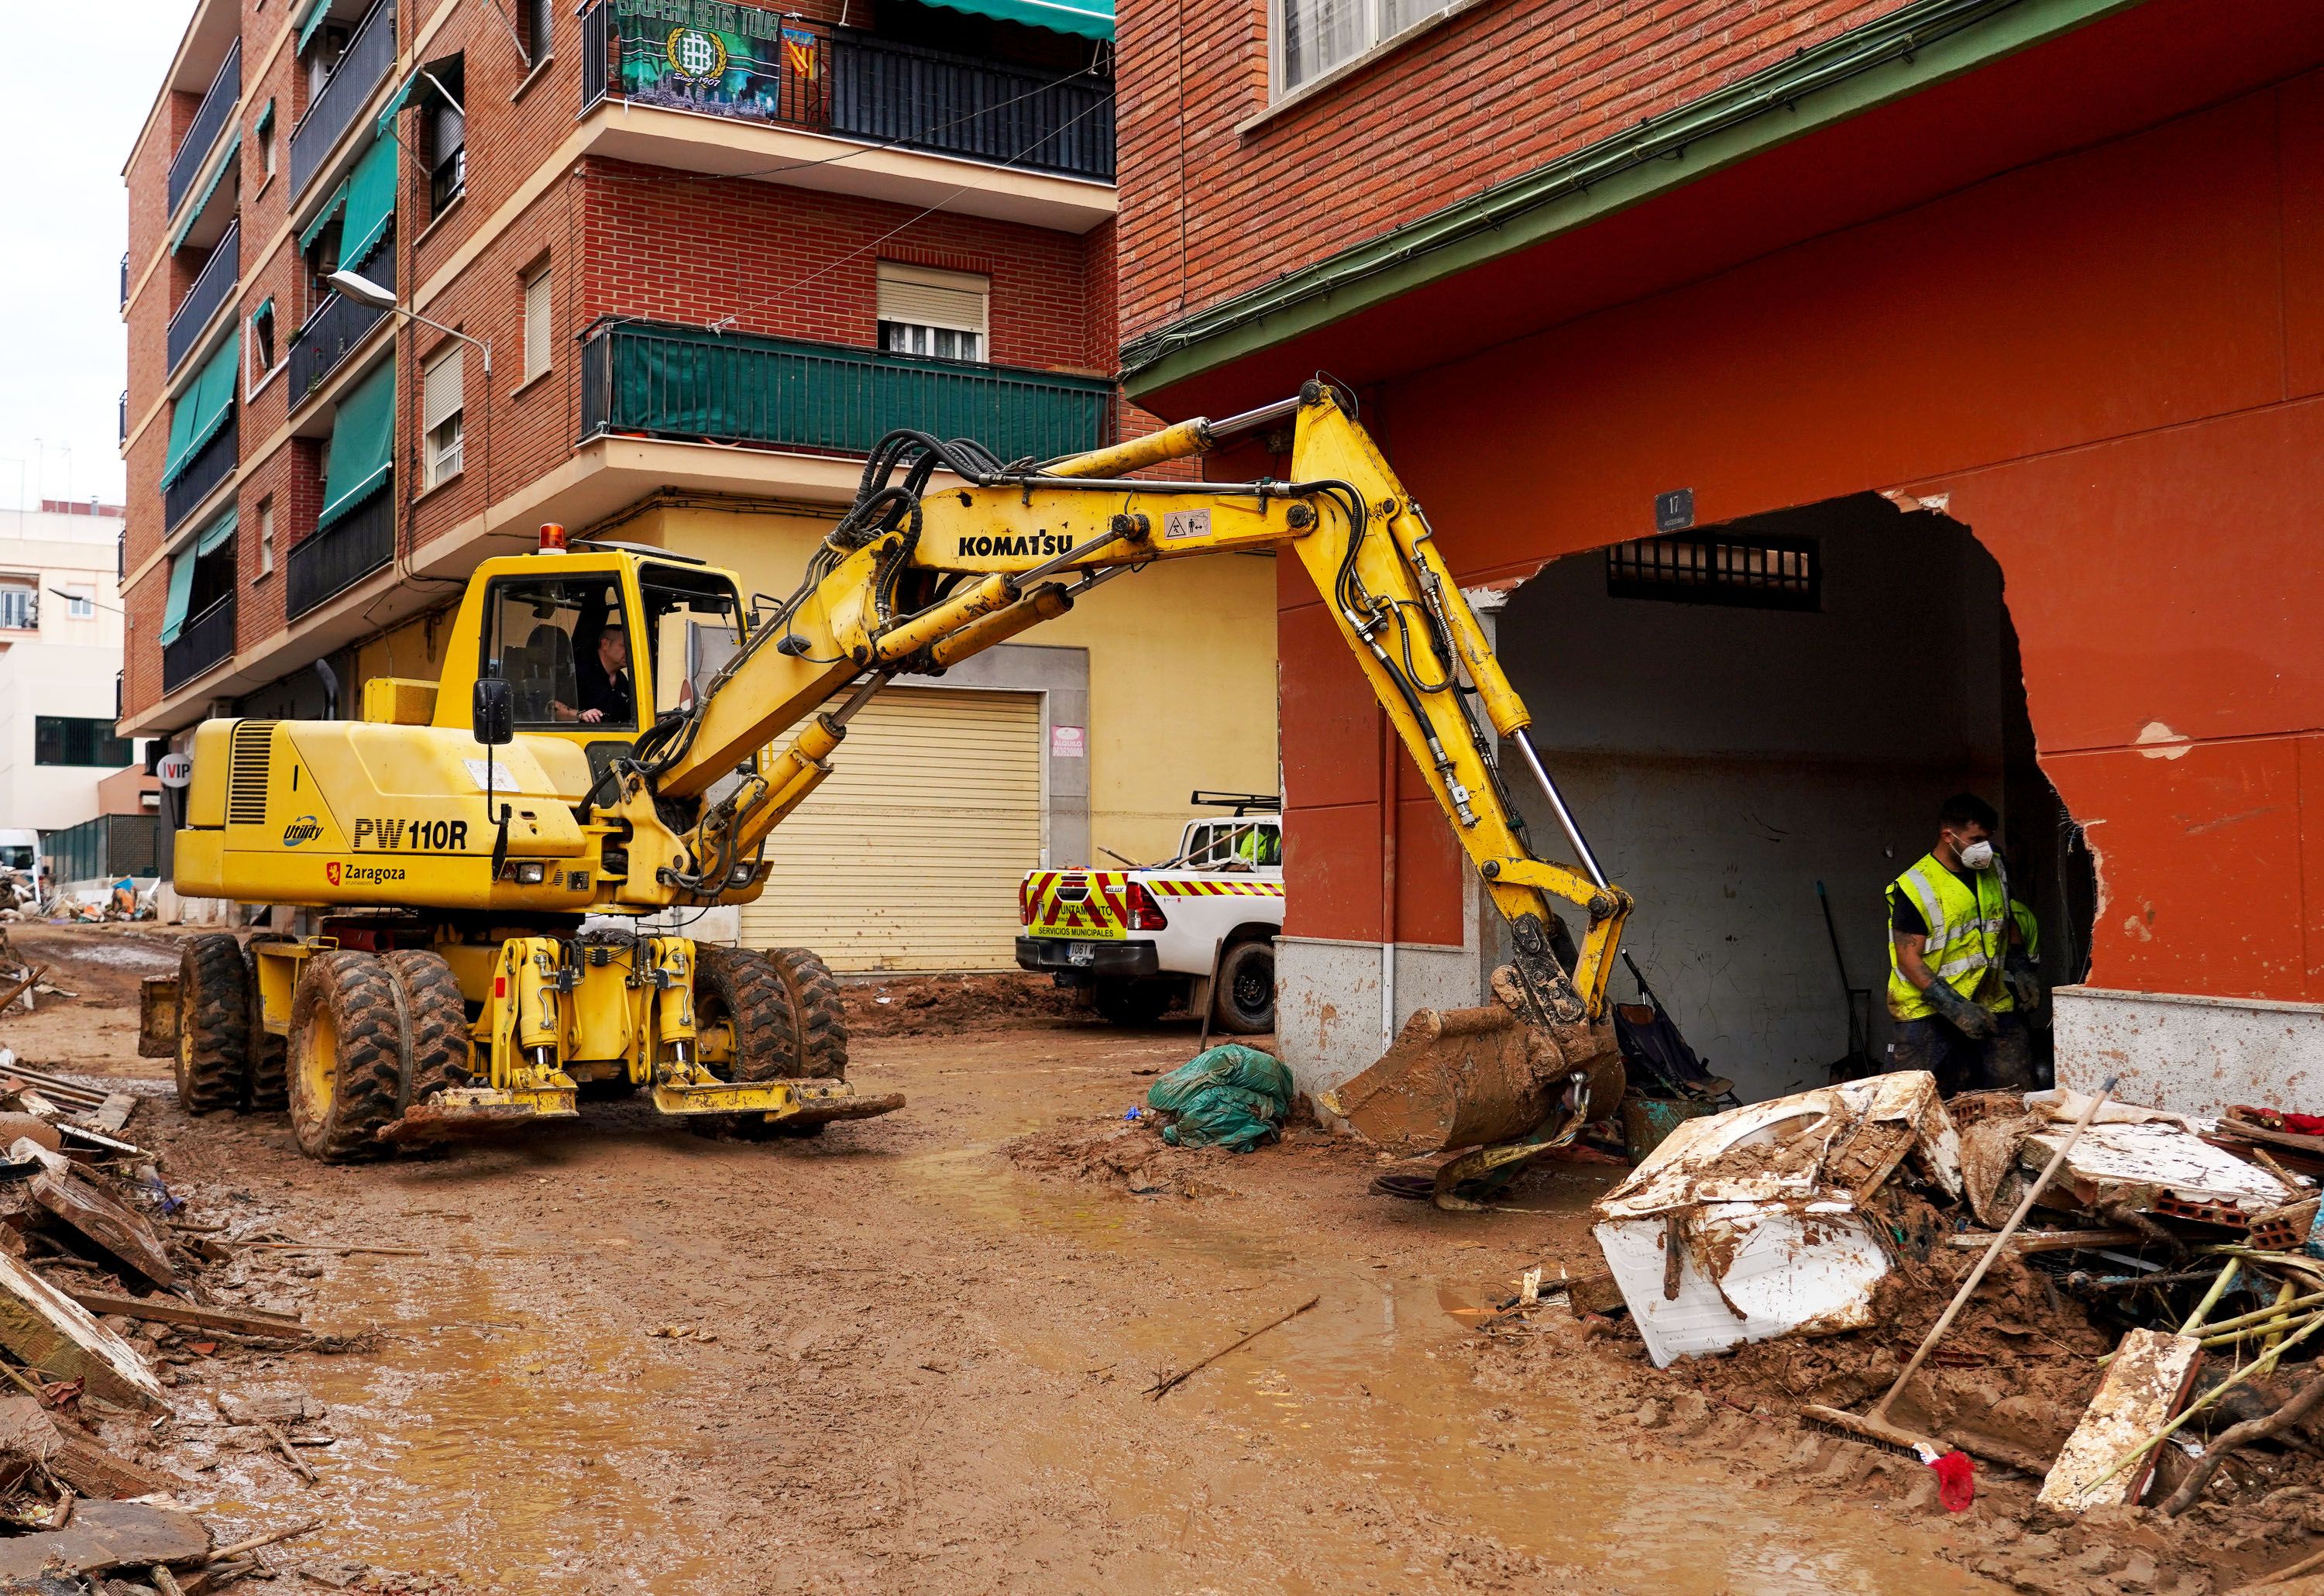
325;270;492;373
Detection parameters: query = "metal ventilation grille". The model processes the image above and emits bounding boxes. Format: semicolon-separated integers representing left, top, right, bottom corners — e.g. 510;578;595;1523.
226;721;277;827
1606;532;1820;612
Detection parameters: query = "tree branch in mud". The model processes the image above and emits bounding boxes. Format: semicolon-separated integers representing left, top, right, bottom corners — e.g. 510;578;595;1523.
2161;1371;2324;1516
1146;1296;1321;1400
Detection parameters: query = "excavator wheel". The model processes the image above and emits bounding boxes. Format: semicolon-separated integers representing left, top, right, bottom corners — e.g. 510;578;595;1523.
243;938;293;1113
765;947;848;1081
683;943;832;1143
175;934;252;1115
286;951;404;1164
383;951;473;1107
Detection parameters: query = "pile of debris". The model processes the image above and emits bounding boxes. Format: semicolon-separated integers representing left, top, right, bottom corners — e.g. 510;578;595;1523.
0;933;69;1019
1535;1069;2324;1571
43;883;155;926
0;1065;370;1593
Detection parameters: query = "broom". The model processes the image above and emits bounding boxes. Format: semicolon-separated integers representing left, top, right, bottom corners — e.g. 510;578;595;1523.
1802;1073;2118;1457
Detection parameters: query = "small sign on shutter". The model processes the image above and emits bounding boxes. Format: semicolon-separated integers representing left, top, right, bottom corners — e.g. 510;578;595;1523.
1050;725;1085;758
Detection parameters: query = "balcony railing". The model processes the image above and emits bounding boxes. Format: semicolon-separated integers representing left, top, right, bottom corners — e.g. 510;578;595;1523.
164;411;237;533
290;0;395;198
288;246;394;408
580;319;1114;463
117;393;128;446
163;595;235;695
119;253;129;310
167;40;242;218
287;487;394;621
581;5;1113;182
168;222;239;375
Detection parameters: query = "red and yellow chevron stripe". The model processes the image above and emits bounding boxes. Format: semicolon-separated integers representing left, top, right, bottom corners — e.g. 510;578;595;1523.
1142;879;1285;897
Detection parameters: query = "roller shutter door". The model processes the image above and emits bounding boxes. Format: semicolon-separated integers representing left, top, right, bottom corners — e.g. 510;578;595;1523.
739;686;1043;972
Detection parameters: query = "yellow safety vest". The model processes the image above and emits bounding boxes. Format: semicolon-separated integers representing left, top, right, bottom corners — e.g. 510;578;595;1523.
1886;853;2015;1021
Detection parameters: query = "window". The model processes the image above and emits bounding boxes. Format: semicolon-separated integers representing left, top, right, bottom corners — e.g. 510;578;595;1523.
1275;0;1447;95
1605;531;1821;613
34;718;132;768
522;265;552;382
876;263;987;363
256;101;277;177
483;576;637;731
422;346;465;490
0;586;33;631
640;563;744;717
257;498;275;577
249;301;277;376
424;58;466;215
1184;820;1281;870
63;587;93;620
520;0;553;64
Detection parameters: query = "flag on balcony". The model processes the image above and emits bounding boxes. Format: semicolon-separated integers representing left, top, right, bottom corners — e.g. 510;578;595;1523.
782;26;817;79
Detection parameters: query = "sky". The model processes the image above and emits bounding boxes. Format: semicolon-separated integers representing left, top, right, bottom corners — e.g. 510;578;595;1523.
0;1;190;510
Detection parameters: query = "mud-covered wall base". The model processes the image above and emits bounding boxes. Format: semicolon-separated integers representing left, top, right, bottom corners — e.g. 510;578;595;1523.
1277;934;1483;1106
2054;985;2324;1117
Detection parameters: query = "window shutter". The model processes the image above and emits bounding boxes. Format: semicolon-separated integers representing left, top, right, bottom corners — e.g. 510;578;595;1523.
423;347;464;432
524;269;552;380
877;263;988;335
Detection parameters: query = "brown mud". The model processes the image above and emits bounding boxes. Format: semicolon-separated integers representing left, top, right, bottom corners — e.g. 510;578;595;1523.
1;925;2309;1592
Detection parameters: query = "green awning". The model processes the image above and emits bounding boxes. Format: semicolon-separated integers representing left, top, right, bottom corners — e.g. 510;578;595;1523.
167;128;240;253
375;69;421;138
339;131;399;270
252;295;274;326
158;331;240;490
295;0;332;54
254;98;273;136
317;359;396;531
195;505;239;559
298;178;350;252
914;0;1112;40
160;547;199;645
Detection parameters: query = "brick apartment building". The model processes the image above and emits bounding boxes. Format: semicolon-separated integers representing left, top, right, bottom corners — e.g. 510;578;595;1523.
1116;0;2324;1112
120;0;1281;968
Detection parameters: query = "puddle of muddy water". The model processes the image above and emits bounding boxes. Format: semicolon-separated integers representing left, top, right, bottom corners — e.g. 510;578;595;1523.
895;1129;1992;1596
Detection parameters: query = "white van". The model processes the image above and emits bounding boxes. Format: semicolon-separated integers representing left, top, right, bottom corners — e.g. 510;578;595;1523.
0;829;42;889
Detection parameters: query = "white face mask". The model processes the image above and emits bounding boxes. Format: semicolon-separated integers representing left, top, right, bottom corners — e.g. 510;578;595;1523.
1957;840;1996;871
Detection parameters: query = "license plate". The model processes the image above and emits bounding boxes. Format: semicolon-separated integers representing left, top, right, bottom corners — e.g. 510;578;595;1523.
1067;943;1095;965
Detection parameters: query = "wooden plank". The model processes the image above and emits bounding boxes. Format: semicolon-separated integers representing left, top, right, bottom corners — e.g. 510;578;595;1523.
29;1171;174;1288
95;1094;136;1134
50;1426;180;1498
1946;1228;2146;1254
2040;1329;2204;1512
62;1291;302;1339
0;1251;163;1410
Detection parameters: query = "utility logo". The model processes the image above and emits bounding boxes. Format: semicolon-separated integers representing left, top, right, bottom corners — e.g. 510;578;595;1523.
282;816;324;847
959;532;1074;559
665;26;727;81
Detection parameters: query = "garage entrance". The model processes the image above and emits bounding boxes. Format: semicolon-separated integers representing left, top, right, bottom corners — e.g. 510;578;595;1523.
1497;494;2093;1101
738;685;1045;972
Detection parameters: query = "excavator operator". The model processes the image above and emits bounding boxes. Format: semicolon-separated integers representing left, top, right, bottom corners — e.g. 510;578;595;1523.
556;597;635;727
1884;792;2040;1095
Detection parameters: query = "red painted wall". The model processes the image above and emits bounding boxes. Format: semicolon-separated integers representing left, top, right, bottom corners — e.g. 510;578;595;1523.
1277;69;2324;1006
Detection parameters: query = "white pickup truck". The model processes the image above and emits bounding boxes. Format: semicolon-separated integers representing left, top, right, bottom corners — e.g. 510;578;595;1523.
1016;803;1284;1033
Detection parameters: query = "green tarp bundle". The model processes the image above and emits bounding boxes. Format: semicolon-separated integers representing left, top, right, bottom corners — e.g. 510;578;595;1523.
1145;1045;1294;1152
159;330;239;490
160;507;236;645
317;359;395;531
339;130;398;268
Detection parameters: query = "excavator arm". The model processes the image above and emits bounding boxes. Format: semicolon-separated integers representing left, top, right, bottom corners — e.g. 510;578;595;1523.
614;383;1630;1025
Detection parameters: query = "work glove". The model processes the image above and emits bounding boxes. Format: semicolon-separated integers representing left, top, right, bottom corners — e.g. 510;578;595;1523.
2005;951;2045;1015
1923;979;1999;1040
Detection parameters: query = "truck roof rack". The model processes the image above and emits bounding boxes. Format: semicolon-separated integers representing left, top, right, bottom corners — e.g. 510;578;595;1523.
1190;790;1281;816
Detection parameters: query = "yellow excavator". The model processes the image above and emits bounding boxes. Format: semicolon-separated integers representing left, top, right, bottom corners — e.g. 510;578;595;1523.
152;382;1631;1175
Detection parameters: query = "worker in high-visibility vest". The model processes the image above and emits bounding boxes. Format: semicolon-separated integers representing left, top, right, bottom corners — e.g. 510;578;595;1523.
1885;793;2040;1094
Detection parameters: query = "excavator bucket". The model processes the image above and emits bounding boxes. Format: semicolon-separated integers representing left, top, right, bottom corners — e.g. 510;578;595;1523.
1318;968;1625;1207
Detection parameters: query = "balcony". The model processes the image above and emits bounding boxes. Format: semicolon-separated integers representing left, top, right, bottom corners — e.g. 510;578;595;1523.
287;246;394;408
167;40;242;218
163;596;235;694
579;319;1113;464
167;222;239;375
581;6;1113;183
287;488;393;621
290;0;395;198
164;411;237;533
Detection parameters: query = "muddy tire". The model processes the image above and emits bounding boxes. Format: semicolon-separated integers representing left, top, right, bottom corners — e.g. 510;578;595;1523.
1095;978;1172;1027
243;940;291;1113
689;945;794;1140
287;951;404;1164
765;947;847;1081
1209;939;1276;1035
175;934;252;1115
383;950;472;1105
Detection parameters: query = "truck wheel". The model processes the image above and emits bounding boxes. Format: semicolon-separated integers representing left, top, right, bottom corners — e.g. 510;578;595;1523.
1095;979;1172;1027
287;952;404;1164
243;940;291;1113
383;951;473;1105
1211;940;1277;1035
175;934;252;1115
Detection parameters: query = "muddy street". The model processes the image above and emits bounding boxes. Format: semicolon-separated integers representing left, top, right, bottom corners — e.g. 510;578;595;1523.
0;937;2025;1595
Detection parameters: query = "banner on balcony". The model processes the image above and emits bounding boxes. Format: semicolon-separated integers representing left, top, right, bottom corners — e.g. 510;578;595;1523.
613;0;825;125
